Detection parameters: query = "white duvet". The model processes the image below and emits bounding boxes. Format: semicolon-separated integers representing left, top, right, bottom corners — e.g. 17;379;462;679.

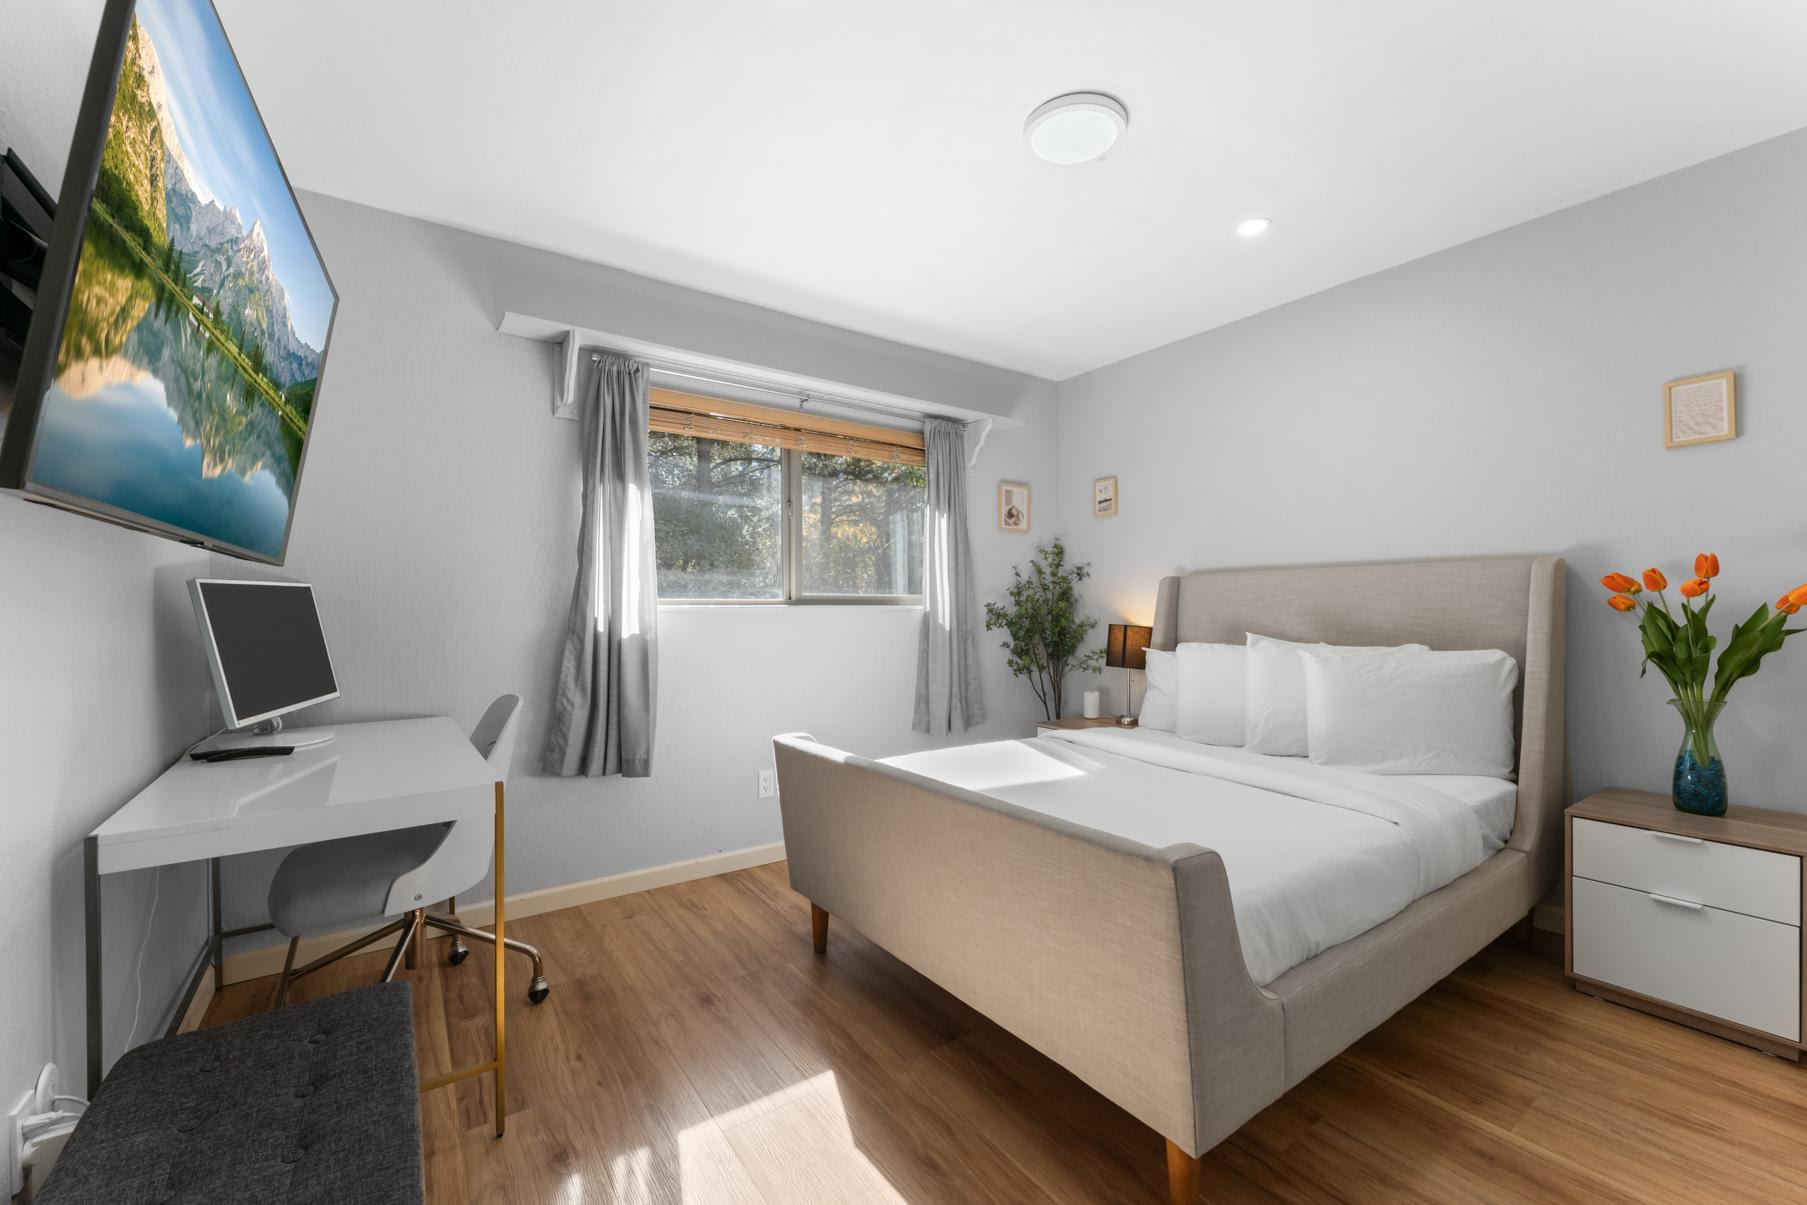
880;728;1509;986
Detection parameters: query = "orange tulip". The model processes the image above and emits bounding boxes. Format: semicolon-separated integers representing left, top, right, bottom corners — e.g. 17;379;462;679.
1694;553;1720;579
1680;577;1710;599
1607;594;1638;612
1788;584;1807;607
1642;568;1667;591
1778;595;1802;615
1601;572;1640;594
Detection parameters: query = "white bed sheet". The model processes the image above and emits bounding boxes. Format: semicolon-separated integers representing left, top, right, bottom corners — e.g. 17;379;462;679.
880;727;1513;986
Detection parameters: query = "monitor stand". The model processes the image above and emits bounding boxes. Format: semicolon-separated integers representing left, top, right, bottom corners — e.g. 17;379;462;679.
194;717;335;755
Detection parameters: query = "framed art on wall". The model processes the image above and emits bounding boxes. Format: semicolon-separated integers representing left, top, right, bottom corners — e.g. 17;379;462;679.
1093;475;1118;516
998;481;1030;532
1664;370;1736;448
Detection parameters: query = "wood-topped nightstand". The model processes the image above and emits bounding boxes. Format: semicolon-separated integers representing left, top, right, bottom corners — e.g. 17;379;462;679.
1565;789;1807;1060
1035;716;1138;732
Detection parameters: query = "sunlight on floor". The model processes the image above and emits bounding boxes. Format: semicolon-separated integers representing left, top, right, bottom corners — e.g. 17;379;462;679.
552;1171;586;1205
611;1146;656;1204
680;1071;909;1204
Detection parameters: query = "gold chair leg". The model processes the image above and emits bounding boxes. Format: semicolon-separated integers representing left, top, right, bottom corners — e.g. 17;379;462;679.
286;916;411;984
493;780;507;1138
405;907;426;969
380;912;421;983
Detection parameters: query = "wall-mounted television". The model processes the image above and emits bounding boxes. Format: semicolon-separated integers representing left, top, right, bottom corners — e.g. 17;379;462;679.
0;0;336;564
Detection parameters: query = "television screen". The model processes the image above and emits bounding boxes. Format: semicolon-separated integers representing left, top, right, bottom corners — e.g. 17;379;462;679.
0;0;335;563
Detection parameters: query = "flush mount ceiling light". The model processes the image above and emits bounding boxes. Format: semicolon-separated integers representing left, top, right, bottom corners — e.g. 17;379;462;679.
1237;217;1273;238
1025;92;1128;165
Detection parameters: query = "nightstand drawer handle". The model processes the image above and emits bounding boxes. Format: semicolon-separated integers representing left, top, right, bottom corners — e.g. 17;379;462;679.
1647;891;1704;911
1649;831;1704;846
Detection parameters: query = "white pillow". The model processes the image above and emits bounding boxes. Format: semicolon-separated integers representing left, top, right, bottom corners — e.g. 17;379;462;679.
1302;647;1519;777
1175;643;1247;745
1244;634;1428;756
1138;648;1178;732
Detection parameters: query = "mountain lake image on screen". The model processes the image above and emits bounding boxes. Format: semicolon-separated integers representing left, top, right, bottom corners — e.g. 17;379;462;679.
28;0;335;561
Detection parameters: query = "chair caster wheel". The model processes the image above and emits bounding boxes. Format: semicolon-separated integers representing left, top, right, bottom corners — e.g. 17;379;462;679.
527;976;550;1004
447;942;469;966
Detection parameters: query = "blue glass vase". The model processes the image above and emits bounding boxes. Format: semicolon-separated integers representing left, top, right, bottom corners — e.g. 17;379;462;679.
1671;699;1727;817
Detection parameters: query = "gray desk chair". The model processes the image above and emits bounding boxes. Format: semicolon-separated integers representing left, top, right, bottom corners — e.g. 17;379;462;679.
266;695;550;1007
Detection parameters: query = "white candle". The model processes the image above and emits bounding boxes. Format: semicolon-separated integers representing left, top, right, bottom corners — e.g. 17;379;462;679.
1083;689;1101;719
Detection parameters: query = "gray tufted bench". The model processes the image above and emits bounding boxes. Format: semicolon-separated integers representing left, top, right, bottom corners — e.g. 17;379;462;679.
36;983;423;1205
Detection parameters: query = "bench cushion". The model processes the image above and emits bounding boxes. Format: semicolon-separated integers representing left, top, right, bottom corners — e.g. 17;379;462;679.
37;983;423;1205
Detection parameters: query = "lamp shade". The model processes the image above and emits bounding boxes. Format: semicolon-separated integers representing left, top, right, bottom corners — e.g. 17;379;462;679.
1105;623;1152;670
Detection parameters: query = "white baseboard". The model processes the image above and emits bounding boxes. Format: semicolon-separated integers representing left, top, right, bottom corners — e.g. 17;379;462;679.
218;841;786;986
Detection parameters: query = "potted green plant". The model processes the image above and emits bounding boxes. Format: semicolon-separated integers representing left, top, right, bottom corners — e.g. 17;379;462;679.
1600;554;1807;815
984;540;1107;722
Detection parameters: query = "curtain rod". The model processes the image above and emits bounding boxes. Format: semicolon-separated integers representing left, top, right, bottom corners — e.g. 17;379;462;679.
587;352;975;428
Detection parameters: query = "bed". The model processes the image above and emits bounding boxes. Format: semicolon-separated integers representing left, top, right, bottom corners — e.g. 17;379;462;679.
772;555;1566;1204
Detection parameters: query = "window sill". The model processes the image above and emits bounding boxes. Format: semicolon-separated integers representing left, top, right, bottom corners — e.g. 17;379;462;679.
657;601;925;611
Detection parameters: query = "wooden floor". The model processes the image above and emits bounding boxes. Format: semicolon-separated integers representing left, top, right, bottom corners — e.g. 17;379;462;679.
205;862;1807;1204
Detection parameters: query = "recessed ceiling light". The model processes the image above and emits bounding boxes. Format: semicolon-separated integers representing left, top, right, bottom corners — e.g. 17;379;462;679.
1237;217;1273;238
1025;92;1128;165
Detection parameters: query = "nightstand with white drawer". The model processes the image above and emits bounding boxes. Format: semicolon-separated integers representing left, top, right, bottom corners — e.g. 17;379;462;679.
1566;790;1807;1059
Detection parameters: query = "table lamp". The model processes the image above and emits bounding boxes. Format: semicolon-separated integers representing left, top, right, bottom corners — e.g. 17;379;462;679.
1105;623;1152;723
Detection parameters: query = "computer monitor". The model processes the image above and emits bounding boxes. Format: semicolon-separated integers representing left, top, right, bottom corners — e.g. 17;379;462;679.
189;579;339;743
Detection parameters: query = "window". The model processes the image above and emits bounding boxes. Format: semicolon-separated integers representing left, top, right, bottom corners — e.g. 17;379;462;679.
647;389;927;603
648;434;784;600
798;453;925;598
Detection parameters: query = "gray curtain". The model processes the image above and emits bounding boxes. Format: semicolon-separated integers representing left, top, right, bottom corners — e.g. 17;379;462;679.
543;353;658;777
913;417;985;734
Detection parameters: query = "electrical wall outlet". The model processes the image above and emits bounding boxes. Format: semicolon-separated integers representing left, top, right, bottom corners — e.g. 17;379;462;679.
8;1088;33;1197
757;769;775;799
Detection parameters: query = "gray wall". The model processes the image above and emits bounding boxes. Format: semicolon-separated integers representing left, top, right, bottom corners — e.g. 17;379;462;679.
1;0;213;1098
216;193;1060;941
1058;127;1807;812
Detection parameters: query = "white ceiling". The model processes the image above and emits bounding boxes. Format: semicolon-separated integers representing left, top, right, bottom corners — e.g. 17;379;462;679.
217;1;1807;380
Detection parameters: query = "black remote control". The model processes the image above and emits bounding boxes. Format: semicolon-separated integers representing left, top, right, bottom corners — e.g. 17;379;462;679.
190;746;296;762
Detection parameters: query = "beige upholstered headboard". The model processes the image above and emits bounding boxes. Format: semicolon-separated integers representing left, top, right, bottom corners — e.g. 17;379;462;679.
1149;555;1568;887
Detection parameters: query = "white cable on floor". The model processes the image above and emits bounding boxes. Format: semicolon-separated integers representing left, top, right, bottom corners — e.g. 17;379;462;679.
124;866;162;1049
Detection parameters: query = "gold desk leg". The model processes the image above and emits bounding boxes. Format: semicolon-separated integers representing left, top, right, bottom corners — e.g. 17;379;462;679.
493;779;506;1138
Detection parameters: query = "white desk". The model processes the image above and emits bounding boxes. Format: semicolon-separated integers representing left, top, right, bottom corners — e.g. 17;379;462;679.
85;716;511;1133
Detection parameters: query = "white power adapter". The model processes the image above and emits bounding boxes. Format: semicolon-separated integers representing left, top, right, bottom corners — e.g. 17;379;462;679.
9;1065;84;1198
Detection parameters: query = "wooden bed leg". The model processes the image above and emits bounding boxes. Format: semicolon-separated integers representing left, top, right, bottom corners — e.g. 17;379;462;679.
1513;909;1534;945
810;903;829;955
1166;1139;1200;1204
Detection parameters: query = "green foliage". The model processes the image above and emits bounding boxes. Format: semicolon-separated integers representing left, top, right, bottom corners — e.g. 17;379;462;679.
648;437;929;600
94;21;166;252
285;378;317;421
159;240;188;285
1711;604;1801;704
1633;592;1802;730
800;453;926;596
649;434;784;598
983;539;1107;720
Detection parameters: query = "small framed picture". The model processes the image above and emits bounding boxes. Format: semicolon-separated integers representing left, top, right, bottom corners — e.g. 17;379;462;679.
1665;370;1736;448
998;481;1031;533
1093;475;1118;517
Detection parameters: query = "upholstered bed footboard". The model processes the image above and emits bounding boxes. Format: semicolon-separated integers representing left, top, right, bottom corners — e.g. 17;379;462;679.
772;733;1284;1158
